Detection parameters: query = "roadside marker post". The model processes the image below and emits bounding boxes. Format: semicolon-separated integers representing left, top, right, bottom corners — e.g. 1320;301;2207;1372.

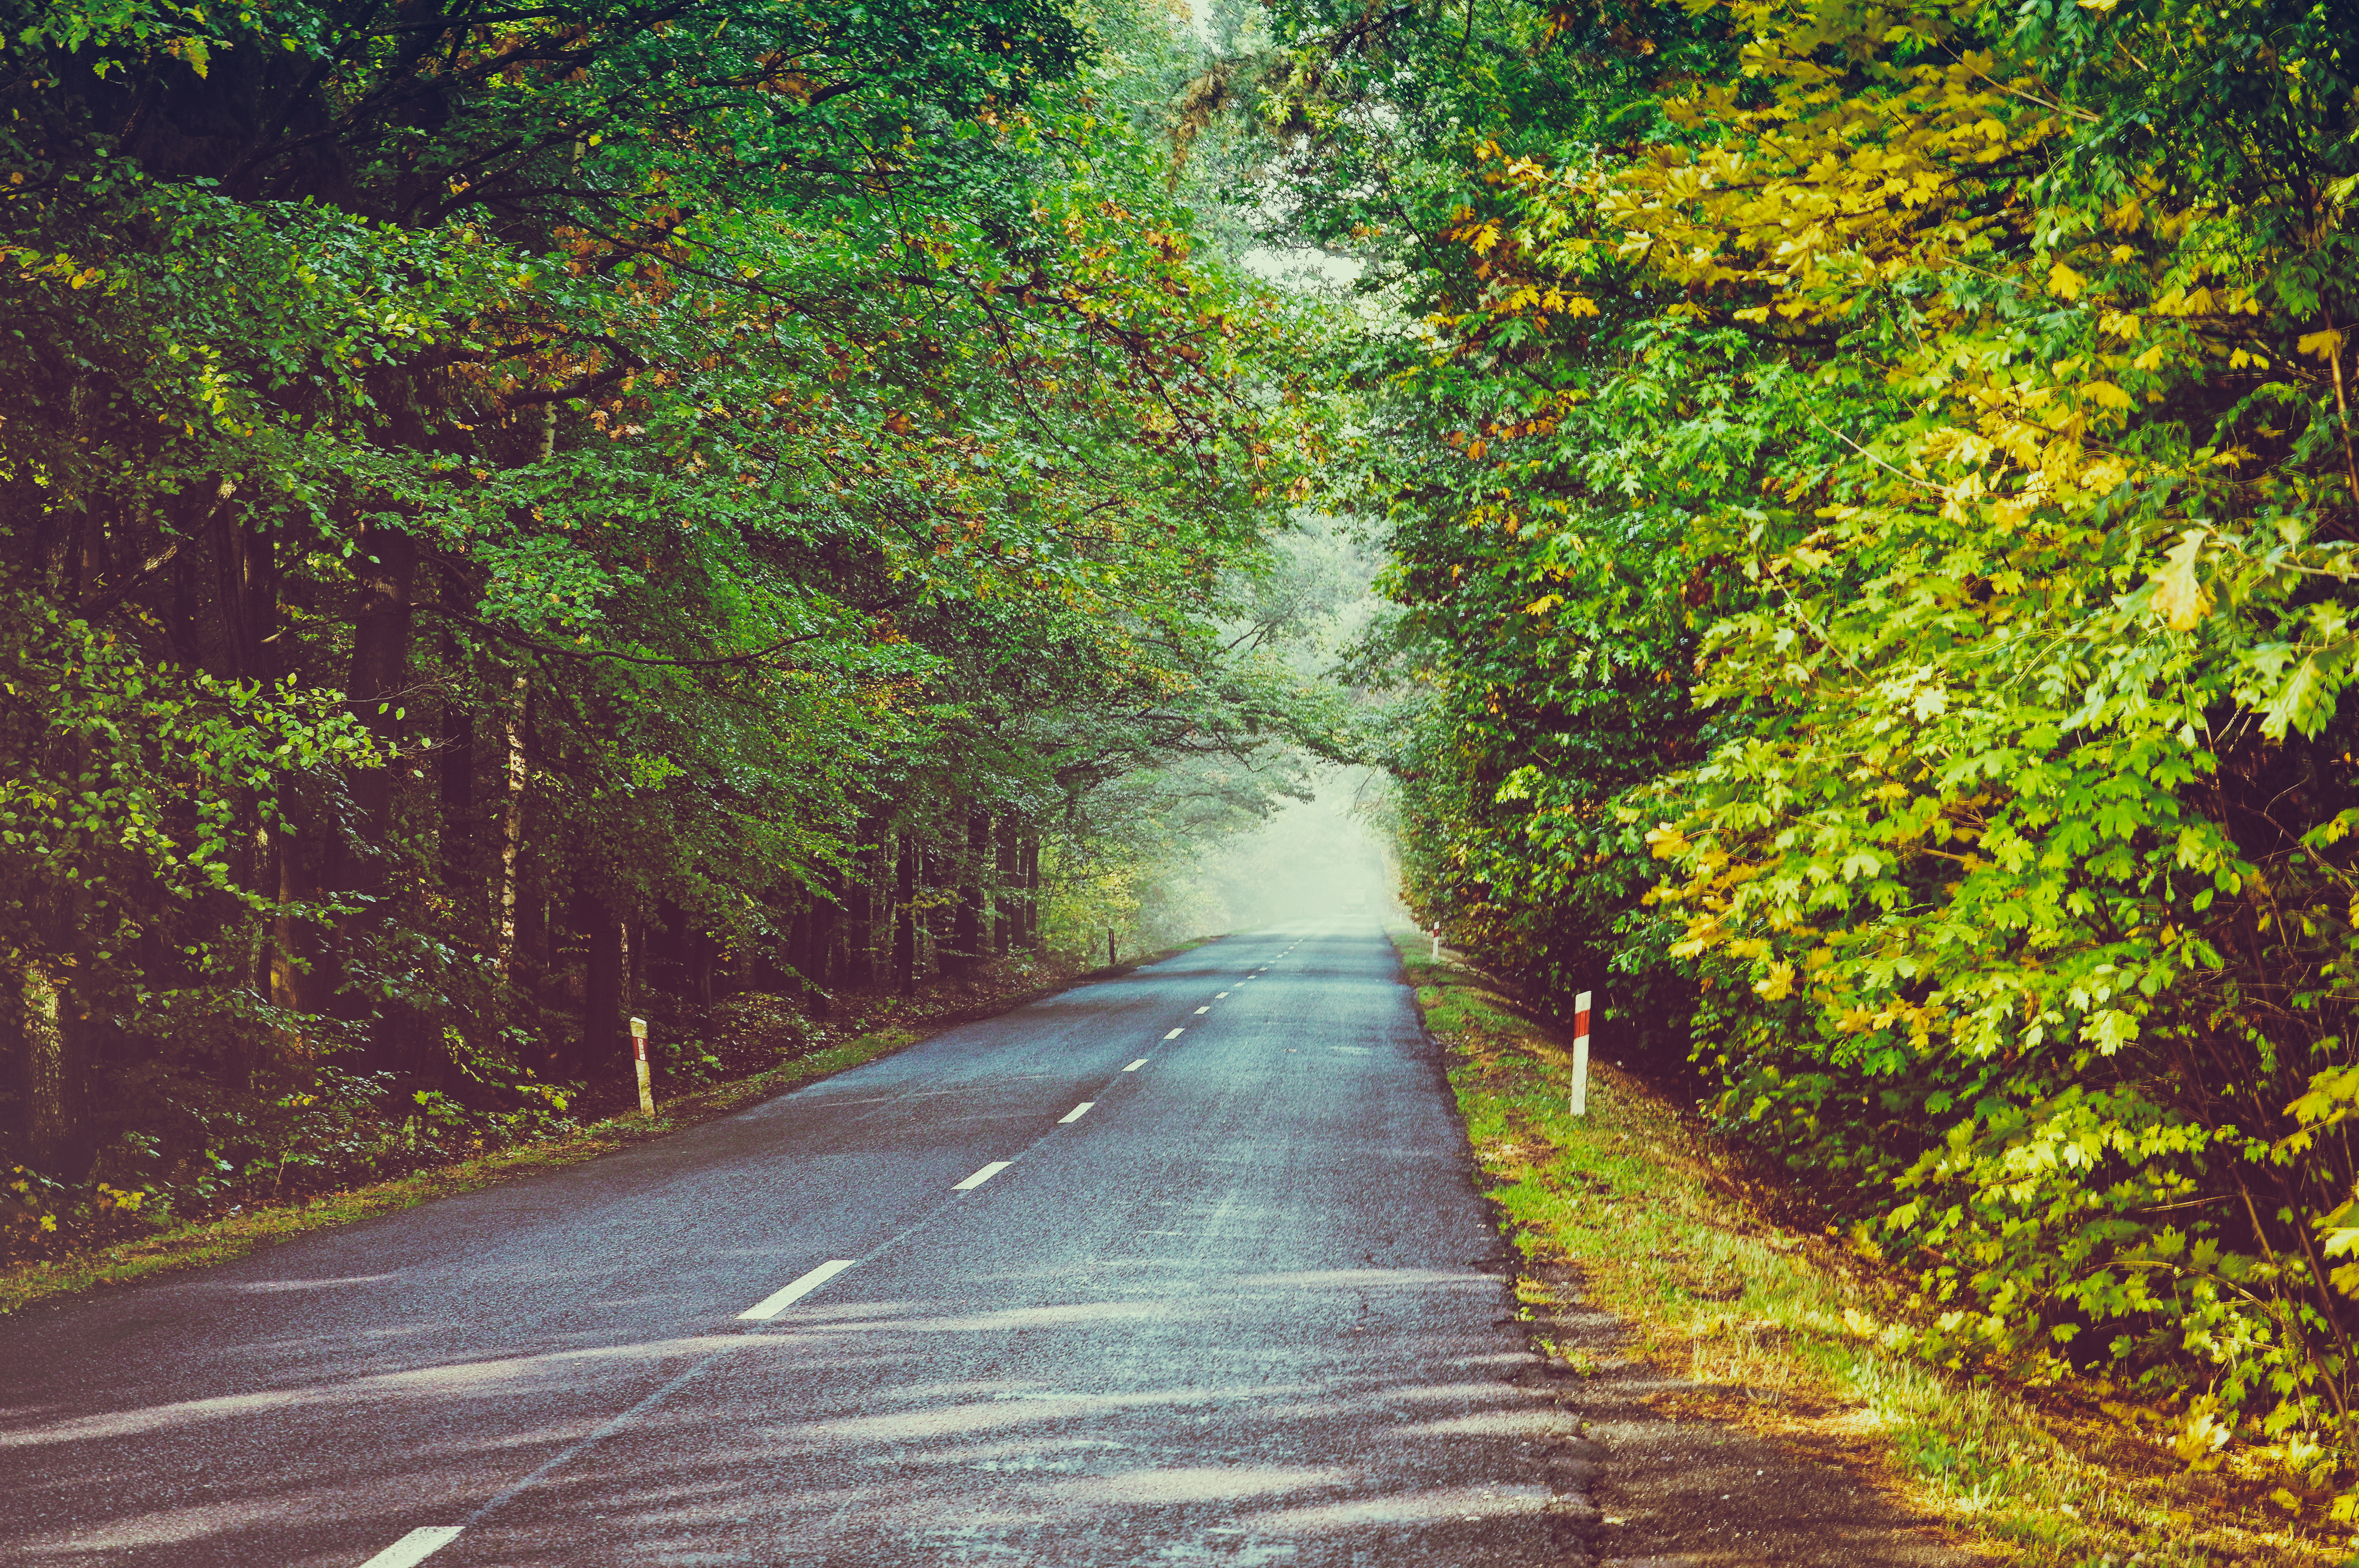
1570;992;1592;1116
631;1016;653;1115
1430;926;1441;960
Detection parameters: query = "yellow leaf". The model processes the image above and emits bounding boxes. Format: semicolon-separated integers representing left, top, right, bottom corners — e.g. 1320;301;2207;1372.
2082;380;2133;410
2150;527;2211;631
2297;327;2345;361
2048;261;2086;300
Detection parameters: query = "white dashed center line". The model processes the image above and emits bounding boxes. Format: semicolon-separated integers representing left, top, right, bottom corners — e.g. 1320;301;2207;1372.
359;1527;465;1568
1216;991;1229;998
1123;1059;1147;1072
1163;1028;1184;1040
1193;1006;1209;1014
954;1161;1012;1191
1059;1102;1094;1124
739;1258;859;1321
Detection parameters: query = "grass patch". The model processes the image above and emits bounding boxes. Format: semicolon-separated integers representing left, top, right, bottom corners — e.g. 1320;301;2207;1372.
0;1027;918;1318
1390;926;2346;1568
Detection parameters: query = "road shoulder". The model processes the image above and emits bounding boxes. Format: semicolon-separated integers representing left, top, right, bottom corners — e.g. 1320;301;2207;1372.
0;938;1224;1321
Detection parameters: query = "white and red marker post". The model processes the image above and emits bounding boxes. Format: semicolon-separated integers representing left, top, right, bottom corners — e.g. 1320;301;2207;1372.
1569;991;1592;1116
631;1016;653;1115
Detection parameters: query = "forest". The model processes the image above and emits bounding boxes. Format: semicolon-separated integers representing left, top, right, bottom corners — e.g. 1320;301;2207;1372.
9;0;2359;1517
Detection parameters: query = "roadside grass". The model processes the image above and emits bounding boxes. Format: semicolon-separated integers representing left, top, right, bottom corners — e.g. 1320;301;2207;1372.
1391;927;2346;1568
0;1027;918;1318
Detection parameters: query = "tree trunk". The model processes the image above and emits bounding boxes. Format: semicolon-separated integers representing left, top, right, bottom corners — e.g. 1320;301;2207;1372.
1018;835;1041;951
952;808;987;978
784;898;811;1006
576;887;624;1085
439;679;474;888
271;823;331;1012
808;875;837;1021
685;926;716;1010
205;481;272;680
17;958;75;1174
321;517;418;1042
994;816;1020;956
342;516;418;880
494;671;529;981
849;819;884;988
894;832;918;998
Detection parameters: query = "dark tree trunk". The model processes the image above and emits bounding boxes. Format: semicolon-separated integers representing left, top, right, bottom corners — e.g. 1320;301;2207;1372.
784;899;812;1005
894;833;918;998
849;811;887;985
271;823;331;1012
518;844;549;970
16;959;77;1176
952;808;987;978
808;875;837;1021
15;750;91;1174
684;926;717;1010
847;835;878;989
1023;835;1041;951
576;887;625;1085
649;900;687;998
439;680;474;888
919;846;940;981
343;516;419;875
994;816;1020;956
204;481;274;680
320;516;419;1042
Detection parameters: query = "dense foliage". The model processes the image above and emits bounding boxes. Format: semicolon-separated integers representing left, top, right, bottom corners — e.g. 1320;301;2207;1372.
0;0;1342;1231
1247;0;2359;1502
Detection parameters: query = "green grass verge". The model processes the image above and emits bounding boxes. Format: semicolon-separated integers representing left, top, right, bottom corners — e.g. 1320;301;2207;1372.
0;1027;918;1319
1389;927;2340;1568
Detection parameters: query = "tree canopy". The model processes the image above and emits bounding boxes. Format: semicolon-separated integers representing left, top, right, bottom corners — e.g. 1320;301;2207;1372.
1233;0;2359;1502
1;0;1345;1234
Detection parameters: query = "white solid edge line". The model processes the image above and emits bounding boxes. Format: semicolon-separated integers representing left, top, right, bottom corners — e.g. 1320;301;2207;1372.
358;1527;465;1568
1059;1102;1094;1124
1163;1028;1184;1040
1123;1058;1147;1071
738;1258;859;1321
954;1160;1012;1191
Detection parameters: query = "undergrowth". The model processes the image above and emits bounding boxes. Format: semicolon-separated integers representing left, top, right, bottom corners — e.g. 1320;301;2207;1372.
0;1026;922;1318
1392;926;2350;1568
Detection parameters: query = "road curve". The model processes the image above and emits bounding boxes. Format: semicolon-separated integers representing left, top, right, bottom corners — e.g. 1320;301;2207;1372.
0;919;1591;1566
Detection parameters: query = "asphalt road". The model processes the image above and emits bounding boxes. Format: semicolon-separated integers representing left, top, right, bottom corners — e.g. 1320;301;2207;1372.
0;919;1593;1566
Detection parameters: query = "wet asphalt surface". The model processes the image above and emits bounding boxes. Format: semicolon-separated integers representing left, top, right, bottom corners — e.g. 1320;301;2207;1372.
0;919;1589;1566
